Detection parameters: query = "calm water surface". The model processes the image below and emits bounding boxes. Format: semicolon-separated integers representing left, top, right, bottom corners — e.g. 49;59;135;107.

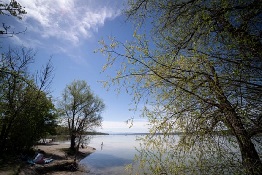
80;135;141;175
79;134;246;174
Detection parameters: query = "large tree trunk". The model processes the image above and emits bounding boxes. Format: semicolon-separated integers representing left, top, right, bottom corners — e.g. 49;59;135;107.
239;138;262;175
70;134;76;151
208;65;262;174
222;100;262;174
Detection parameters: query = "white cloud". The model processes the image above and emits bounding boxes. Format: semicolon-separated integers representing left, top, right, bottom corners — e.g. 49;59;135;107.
18;0;122;45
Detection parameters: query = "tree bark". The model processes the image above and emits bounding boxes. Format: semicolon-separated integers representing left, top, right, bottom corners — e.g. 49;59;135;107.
70;134;76;151
222;100;262;174
208;63;262;174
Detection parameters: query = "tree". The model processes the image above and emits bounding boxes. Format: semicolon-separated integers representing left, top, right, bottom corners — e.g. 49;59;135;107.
0;0;27;37
0;47;55;155
0;0;26;18
59;80;105;152
8;86;57;152
99;0;262;174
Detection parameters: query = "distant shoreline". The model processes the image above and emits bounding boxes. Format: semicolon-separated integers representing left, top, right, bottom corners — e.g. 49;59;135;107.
106;132;183;135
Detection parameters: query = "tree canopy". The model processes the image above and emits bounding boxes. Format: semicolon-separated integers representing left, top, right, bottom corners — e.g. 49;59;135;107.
0;0;26;19
58;80;105;152
0;1;57;157
0;0;27;37
0;47;56;155
99;0;262;174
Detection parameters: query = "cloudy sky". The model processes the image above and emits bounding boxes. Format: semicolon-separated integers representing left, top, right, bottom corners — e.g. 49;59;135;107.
0;0;149;133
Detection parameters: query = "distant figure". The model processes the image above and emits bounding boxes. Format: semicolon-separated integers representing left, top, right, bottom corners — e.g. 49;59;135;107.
101;142;103;150
81;143;85;149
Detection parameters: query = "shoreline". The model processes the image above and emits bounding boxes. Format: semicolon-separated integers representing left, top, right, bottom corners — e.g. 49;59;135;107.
18;142;95;175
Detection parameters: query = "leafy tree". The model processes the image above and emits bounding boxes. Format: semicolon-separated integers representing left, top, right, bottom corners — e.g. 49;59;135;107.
59;80;105;152
55;125;69;135
99;0;262;174
0;47;55;155
0;0;27;37
0;0;26;18
8;86;57;152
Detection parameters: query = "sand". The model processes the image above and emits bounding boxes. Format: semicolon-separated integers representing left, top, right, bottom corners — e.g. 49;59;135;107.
36;142;95;158
18;142;95;175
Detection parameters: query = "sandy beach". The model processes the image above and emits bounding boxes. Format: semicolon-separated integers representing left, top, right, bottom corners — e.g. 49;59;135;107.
36;142;95;158
18;142;95;175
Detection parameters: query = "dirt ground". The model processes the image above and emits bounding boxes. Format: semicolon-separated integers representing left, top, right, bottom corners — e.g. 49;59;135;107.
13;142;95;175
36;142;94;158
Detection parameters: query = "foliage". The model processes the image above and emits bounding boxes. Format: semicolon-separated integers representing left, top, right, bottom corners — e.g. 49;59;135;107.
0;47;56;155
58;80;105;151
55;125;69;135
0;0;27;37
8;87;57;151
0;0;26;19
99;0;262;174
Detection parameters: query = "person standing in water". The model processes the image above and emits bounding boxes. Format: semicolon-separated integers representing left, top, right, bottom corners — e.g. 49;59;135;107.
101;142;103;150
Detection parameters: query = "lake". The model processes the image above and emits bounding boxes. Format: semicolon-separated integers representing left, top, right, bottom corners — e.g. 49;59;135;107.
80;134;142;175
79;134;251;174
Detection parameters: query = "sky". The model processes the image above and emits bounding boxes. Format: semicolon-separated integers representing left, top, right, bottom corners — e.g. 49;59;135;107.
0;0;149;133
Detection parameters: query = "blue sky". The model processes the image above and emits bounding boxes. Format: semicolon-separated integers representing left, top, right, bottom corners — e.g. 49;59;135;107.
0;0;149;133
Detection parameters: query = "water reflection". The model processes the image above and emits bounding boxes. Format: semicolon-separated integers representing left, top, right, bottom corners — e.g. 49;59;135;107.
80;135;140;175
83;153;133;169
